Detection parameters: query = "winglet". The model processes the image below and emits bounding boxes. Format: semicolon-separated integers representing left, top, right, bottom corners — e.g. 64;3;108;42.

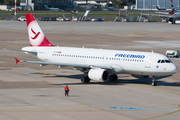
15;58;20;64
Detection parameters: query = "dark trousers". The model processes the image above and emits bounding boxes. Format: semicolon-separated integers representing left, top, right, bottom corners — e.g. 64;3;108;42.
65;90;69;96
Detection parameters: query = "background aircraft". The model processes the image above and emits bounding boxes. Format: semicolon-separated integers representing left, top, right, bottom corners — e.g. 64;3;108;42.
15;13;178;86
156;5;167;11
156;0;180;24
105;5;118;11
44;5;62;11
142;0;180;24
105;2;118;11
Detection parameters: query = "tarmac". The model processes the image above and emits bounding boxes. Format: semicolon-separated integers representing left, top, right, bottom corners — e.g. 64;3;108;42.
0;20;180;120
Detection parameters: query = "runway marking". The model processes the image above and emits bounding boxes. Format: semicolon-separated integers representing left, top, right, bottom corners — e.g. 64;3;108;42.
109;107;174;111
0;109;131;112
79;105;89;108
127;34;143;36
129;84;180;96
128;84;180;120
141;110;180;120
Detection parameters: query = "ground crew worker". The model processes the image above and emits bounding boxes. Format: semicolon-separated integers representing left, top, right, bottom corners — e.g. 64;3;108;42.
64;85;69;96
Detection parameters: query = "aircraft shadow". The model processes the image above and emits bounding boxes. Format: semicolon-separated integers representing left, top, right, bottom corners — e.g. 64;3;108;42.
43;74;83;79
43;74;180;87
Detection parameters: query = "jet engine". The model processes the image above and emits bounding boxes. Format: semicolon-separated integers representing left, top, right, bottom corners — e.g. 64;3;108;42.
88;68;109;81
131;75;149;79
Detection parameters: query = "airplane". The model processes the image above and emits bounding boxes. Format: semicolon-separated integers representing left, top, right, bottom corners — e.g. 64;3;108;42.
44;5;62;11
105;5;118;11
155;0;180;24
156;5;166;11
105;3;118;11
15;13;178;86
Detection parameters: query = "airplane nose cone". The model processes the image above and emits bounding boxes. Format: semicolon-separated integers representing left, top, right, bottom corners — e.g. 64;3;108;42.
170;64;178;74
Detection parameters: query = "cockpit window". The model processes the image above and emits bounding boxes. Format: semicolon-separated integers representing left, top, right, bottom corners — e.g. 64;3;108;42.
165;60;170;63
157;60;161;63
157;59;172;63
161;60;165;63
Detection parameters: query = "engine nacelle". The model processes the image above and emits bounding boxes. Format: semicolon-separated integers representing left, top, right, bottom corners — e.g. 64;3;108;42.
131;75;149;79
88;68;109;81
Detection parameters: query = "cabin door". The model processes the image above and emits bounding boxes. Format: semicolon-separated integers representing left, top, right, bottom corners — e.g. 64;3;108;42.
145;56;151;68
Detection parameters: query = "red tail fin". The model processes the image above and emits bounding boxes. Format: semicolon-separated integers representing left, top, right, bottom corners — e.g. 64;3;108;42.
169;8;175;15
25;13;54;47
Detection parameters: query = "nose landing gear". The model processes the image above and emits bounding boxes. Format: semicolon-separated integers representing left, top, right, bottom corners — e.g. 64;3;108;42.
151;76;157;86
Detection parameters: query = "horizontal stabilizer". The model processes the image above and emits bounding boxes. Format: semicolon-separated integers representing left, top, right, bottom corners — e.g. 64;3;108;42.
15;58;20;64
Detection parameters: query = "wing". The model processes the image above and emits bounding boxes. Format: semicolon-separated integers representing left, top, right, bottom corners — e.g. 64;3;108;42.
141;13;170;17
155;11;171;15
15;58;124;73
15;58;111;69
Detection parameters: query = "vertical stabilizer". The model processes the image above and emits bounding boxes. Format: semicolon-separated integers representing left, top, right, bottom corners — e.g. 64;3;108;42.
169;0;175;15
171;0;174;9
25;13;53;47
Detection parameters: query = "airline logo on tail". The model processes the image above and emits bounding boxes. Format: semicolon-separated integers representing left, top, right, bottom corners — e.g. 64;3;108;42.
28;21;45;46
169;0;175;15
25;13;53;47
31;28;40;40
171;0;174;8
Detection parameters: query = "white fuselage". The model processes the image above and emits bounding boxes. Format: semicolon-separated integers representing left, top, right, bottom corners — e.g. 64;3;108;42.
172;10;180;19
22;46;178;77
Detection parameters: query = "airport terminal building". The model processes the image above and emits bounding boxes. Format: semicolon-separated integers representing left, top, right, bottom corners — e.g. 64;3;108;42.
136;0;180;10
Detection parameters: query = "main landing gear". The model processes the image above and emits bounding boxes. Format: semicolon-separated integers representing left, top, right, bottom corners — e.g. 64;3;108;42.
81;73;118;83
81;76;90;83
81;71;90;83
151;76;157;86
109;74;118;81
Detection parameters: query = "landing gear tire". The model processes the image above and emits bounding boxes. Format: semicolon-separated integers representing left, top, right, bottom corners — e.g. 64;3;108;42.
172;18;176;24
81;77;90;83
152;81;157;86
109;74;118;81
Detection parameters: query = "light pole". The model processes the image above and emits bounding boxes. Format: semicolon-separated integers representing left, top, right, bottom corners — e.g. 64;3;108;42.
15;0;17;18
